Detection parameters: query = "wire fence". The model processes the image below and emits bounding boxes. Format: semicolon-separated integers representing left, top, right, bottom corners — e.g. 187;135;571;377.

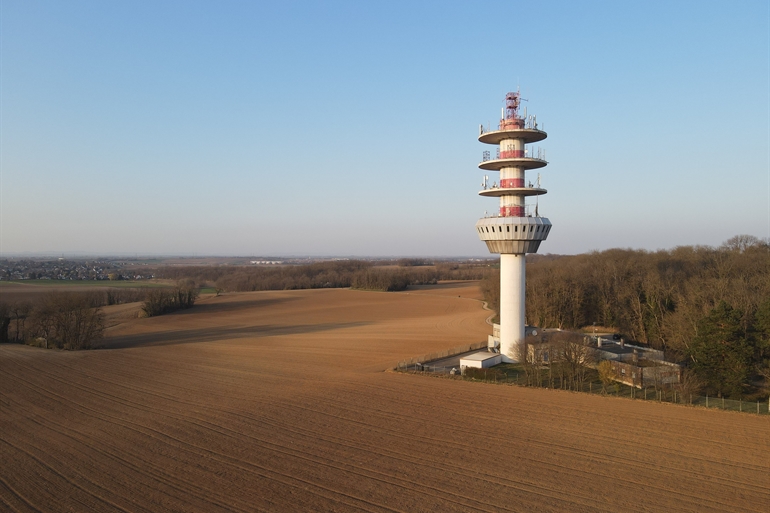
396;363;770;416
393;341;488;371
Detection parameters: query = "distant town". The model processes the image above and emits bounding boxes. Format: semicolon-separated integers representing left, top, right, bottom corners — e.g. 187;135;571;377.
0;259;153;281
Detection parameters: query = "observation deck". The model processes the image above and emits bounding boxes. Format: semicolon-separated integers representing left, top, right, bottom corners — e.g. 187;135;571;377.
478;157;547;171
475;215;552;254
478;128;547;145
478;186;547;198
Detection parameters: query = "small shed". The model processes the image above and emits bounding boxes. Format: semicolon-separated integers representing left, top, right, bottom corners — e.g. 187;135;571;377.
460;351;502;370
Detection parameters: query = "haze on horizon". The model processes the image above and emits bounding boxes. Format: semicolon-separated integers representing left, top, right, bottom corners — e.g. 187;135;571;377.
1;0;768;257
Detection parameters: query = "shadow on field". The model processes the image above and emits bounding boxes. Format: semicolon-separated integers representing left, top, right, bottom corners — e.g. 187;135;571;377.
189;296;301;315
99;321;371;349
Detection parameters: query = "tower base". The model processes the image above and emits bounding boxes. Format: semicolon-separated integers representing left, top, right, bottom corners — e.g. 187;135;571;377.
499;253;526;363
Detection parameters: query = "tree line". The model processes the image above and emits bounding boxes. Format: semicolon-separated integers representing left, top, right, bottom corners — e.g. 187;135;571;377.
140;284;199;317
0;291;105;350
153;260;490;293
0;283;200;349
351;269;412;291
480;235;770;399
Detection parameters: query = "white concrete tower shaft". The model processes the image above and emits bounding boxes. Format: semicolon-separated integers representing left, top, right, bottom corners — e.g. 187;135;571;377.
475;91;552;362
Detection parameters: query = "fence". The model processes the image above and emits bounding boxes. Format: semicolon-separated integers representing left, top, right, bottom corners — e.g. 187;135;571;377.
397;363;770;415
394;341;488;372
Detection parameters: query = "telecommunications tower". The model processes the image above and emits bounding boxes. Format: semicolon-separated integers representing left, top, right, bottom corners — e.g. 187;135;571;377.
475;91;552;362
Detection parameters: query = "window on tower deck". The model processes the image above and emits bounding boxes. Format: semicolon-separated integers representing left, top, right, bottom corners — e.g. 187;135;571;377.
506;226;510;232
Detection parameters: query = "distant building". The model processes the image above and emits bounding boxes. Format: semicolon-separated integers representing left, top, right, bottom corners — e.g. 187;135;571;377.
513;330;682;388
593;337;680;388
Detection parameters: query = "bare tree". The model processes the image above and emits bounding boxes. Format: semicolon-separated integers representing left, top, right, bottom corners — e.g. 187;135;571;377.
597;360;616;395
676;369;703;404
549;331;593;391
0;302;10;343
722;234;761;253
10;301;32;342
33;292;105;350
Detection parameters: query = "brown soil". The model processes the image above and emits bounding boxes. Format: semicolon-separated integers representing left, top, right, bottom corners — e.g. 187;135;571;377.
1;282;768;512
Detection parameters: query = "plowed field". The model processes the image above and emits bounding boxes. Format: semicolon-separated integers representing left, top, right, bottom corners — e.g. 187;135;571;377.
1;283;768;512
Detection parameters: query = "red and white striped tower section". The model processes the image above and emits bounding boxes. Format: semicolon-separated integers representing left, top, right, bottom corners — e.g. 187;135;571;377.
475;91;552;363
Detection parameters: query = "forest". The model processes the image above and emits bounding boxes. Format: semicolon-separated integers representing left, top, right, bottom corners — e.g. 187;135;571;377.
154;260;488;292
481;235;770;398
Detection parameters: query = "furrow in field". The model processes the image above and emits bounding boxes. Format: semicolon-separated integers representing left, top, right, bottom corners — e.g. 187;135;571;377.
0;475;43;513
3;396;269;513
15;348;764;512
1;360;403;513
4;358;535;513
0;438;132;513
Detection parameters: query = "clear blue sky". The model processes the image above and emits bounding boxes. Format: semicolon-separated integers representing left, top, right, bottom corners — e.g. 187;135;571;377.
2;0;768;256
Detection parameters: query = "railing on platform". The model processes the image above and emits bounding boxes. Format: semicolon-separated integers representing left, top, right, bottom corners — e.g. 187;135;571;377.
481;148;546;162
479;117;542;134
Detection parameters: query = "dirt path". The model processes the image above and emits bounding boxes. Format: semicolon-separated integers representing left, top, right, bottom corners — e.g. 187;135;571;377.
1;283;768;512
